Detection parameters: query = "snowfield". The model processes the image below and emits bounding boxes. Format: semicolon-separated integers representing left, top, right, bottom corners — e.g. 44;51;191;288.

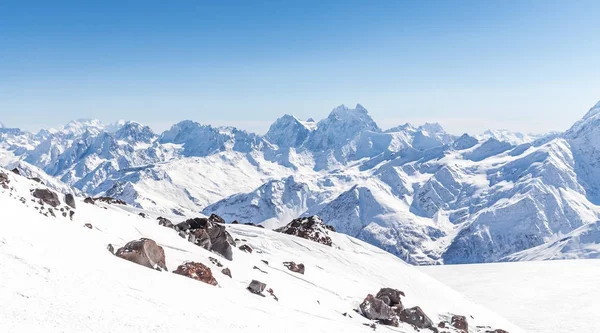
421;260;600;333
0;170;522;333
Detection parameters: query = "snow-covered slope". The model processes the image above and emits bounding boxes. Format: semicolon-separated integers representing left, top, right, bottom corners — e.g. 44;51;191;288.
478;129;547;146
421;260;600;333
0;169;523;333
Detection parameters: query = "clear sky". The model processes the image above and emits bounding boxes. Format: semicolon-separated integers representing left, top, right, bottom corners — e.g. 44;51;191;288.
1;0;599;135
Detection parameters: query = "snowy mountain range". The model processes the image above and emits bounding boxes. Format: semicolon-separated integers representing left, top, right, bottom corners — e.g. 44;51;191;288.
2;101;600;265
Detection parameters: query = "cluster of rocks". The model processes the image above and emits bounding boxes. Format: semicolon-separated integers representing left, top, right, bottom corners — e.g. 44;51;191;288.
231;220;265;228
157;214;235;261
274;215;335;246
283;261;305;274
0;171;9;189
84;196;127;205
247;279;278;301
26;187;76;220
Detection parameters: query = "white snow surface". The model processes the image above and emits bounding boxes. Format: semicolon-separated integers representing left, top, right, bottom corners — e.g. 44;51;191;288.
421;260;600;333
0;169;523;333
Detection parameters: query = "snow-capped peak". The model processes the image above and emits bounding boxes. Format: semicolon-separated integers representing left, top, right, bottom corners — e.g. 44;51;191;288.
581;100;600;121
265;115;314;148
61;119;106;137
114;121;156;144
0;121;5;129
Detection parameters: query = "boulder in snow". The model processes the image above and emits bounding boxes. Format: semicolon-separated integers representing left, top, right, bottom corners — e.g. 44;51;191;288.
451;315;468;331
173;262;218;286
32;188;60;207
375;288;404;308
221;267;232;278
64;193;76;209
247;280;266;295
239;244;253;253
157;216;173;228
359;294;394;320
283;261;305;274
115;238;168;271
399;306;433;329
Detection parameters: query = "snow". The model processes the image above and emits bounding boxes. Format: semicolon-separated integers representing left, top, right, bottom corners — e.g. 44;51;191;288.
421;260;600;333
0;170;523;333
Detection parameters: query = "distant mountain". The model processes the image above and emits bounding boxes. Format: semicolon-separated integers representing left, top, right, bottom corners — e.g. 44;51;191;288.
2;102;600;265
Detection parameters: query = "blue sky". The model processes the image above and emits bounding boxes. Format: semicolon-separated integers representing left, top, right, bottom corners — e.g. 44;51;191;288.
1;0;599;134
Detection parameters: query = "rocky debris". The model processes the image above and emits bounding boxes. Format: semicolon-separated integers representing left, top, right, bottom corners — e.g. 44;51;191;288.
377;316;399;327
360;294;395;321
239;244;253;253
10;168;20;175
189;228;212;249
261;260;269;265
64;193;76;209
69;210;75;220
363;323;376;330
173;262;218;286
157;216;173;228
115;238;167;271
399;306;434;329
209;257;223;267
438;321;446;328
221;267;232;278
208;213;225;224
107;244;115;254
342;312;352;318
253;266;268;274
0;172;9;189
267;288;279;301
84;223;93;229
84;196;127;205
451;315;468;331
486;330;509;333
274;215;334;246
247;280;266;295
283;261;305;274
138;212;146;218
376;288;404;308
231;220;239;224
32;188;60;207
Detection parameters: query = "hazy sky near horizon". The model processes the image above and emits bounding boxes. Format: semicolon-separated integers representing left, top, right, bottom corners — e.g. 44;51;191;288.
1;0;599;135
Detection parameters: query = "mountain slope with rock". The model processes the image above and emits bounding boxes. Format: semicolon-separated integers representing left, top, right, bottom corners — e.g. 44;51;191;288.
2;101;600;265
0;168;524;333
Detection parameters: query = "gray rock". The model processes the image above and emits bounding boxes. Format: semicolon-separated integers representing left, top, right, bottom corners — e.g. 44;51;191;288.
32;189;60;207
64;193;76;209
115;238;167;271
376;288;404;307
247;280;266;294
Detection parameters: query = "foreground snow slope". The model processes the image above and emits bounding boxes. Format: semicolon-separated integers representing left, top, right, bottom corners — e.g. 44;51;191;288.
421;260;600;333
0;171;522;333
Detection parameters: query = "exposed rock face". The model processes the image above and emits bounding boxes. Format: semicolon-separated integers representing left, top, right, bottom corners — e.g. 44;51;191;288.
359;294;394;320
177;216;235;260
283;261;305;274
221;268;232;278
84;197;95;205
32;189;60;207
274;215;334;246
64;193;76;209
399;306;433;329
451;315;468;331
189;228;212;249
173;262;218;286
10;168;20;175
84;196;127;205
138;212;146;218
375;288;404;308
247;280;266;295
107;244;114;254
157;216;173;228
208;213;225;224
115;238;167;271
0;172;9;189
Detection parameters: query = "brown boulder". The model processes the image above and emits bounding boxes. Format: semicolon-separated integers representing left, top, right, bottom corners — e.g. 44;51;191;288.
115;238;167;271
84;223;93;229
399;306;433;329
283;261;305;274
359;294;395;320
173;262;218;286
451;315;468;331
274;215;334;246
376;288;404;307
32;188;60;207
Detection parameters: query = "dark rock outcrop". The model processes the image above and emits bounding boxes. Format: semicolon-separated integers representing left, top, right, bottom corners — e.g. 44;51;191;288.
178;217;235;260
64;193;76;209
247;280;266;295
32;189;60;207
359;294;395;320
375;288;404;308
274;215;334;246
138;212;146;218
84;196;127;205
451;315;468;331
84;223;93;229
173;262;218;286
221;267;232;278
208;213;225;224
239;244;253;253
157;216;173;228
10;168;20;175
209;257;223;267
84;197;95;205
399;306;433;329
0;172;9;189
107;244;115;254
115;238;167;271
283;261;305;274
